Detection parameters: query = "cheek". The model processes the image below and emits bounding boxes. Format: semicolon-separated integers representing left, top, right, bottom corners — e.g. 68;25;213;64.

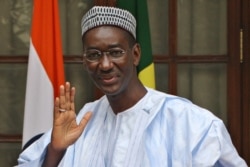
84;63;97;76
122;58;136;74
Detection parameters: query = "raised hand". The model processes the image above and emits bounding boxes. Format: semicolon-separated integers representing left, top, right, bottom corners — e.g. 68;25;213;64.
42;82;92;167
51;82;92;151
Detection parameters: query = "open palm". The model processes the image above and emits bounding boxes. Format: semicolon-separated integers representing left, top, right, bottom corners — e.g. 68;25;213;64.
51;82;92;151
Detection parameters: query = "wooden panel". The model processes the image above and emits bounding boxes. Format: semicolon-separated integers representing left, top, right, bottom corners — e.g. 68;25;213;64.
227;0;242;154
0;134;22;143
242;0;250;164
94;0;116;6
168;0;177;95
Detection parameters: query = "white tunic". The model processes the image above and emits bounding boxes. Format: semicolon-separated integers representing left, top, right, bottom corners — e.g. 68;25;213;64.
17;88;247;167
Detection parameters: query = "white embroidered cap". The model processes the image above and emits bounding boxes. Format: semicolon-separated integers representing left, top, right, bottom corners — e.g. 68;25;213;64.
81;6;136;39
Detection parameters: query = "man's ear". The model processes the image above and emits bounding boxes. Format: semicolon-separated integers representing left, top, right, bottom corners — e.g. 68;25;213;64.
132;43;141;66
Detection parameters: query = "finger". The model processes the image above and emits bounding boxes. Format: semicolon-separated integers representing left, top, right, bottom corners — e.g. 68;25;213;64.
70;87;75;111
54;97;60;118
79;112;92;129
65;82;71;110
59;85;66;108
70;87;75;103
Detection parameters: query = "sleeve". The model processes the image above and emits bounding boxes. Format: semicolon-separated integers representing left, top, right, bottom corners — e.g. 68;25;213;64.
16;151;46;167
192;120;247;167
16;130;52;167
214;121;247;167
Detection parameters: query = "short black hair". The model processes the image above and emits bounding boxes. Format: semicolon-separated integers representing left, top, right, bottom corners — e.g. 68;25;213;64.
122;30;137;49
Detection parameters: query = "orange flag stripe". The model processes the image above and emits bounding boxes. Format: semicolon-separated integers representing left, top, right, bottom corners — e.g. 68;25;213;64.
31;0;65;97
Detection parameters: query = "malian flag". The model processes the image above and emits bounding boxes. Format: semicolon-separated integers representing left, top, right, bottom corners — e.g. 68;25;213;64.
22;0;65;146
117;0;155;89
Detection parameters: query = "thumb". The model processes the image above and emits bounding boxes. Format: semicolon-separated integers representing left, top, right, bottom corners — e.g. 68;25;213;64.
79;112;92;130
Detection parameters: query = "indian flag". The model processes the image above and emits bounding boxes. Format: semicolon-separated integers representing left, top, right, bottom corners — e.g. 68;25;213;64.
117;0;155;88
22;0;65;146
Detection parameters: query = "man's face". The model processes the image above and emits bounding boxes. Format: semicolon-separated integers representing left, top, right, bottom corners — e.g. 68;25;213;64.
82;26;140;96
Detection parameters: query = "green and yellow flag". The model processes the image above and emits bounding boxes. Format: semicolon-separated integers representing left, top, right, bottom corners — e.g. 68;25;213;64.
117;0;155;89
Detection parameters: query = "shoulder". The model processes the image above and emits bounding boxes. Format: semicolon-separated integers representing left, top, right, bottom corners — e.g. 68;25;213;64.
146;87;219;120
18;130;52;164
145;87;223;140
76;95;108;122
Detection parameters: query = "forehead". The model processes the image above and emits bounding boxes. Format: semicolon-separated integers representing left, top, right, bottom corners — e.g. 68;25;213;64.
82;26;129;44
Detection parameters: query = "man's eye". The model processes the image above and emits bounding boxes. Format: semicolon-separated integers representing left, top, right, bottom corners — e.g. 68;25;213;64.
109;50;123;57
86;52;101;59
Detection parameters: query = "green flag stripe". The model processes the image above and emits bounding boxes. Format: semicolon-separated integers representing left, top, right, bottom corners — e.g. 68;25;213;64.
117;0;153;72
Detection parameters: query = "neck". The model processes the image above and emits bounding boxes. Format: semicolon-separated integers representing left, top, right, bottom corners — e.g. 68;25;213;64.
107;83;147;114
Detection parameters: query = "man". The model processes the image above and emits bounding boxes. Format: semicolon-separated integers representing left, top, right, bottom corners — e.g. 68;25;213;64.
17;6;247;167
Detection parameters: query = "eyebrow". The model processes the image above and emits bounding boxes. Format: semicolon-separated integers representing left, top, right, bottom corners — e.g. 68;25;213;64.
84;43;124;51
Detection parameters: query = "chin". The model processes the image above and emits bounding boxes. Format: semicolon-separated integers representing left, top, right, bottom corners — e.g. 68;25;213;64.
102;89;118;96
99;85;121;96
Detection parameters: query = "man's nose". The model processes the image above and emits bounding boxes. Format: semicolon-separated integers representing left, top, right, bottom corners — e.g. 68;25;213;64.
99;54;113;70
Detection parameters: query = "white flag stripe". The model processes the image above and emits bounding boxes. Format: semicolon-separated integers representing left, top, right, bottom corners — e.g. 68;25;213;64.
22;39;54;146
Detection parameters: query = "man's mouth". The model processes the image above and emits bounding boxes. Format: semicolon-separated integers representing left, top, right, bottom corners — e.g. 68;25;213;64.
99;75;117;85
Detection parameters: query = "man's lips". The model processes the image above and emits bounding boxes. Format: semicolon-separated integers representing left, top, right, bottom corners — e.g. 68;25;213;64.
98;75;117;84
